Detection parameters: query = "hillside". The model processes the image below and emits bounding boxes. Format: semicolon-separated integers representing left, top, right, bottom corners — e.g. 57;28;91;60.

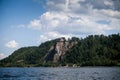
0;34;120;67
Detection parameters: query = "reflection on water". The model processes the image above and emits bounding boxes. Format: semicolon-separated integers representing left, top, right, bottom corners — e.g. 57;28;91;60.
0;67;120;80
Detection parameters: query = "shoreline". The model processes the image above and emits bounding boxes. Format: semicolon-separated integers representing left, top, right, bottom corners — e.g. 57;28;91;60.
0;65;120;68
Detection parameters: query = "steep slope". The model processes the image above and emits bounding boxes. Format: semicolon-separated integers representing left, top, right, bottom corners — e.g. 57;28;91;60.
0;34;120;67
0;37;78;67
44;37;78;63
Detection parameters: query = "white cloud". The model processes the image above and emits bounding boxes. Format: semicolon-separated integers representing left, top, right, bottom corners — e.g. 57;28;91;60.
30;11;113;35
39;31;71;43
39;35;50;43
104;1;113;6
29;12;69;32
95;9;120;18
28;0;120;42
0;53;7;60
5;40;18;48
28;19;41;30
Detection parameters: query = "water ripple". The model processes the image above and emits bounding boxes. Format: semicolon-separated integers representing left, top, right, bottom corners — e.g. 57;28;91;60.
0;67;120;80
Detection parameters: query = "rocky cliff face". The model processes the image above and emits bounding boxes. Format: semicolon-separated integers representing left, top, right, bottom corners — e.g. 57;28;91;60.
44;37;78;63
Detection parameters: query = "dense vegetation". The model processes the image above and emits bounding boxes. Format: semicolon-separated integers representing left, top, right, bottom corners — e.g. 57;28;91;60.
0;34;120;67
0;40;57;67
62;34;120;66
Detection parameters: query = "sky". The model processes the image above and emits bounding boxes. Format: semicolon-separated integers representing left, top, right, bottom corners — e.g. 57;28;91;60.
0;0;120;60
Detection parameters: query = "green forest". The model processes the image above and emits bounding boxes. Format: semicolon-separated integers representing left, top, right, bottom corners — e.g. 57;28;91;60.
0;34;120;67
62;34;120;66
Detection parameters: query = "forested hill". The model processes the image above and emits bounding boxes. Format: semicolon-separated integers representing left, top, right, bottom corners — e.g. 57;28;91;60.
0;34;120;67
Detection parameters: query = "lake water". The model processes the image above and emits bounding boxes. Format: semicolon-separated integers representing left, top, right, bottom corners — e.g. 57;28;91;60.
0;67;120;80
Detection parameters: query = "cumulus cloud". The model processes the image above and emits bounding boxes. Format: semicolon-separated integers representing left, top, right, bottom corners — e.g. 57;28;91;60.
104;1;113;6
28;19;41;30
0;53;7;60
5;40;19;48
39;31;71;42
28;0;120;42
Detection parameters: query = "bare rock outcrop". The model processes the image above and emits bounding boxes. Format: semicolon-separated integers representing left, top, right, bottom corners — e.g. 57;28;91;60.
44;37;78;63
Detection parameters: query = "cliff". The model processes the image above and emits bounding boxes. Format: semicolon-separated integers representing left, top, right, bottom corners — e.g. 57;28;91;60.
0;34;120;67
44;37;77;63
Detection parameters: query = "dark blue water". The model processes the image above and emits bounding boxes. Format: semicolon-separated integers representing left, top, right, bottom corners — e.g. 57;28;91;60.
0;67;120;80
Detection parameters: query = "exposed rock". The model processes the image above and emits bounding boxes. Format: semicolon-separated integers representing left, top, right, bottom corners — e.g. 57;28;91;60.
44;37;78;63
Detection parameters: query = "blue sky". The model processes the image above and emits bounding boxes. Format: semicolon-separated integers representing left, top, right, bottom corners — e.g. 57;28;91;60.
0;0;46;59
0;0;120;59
